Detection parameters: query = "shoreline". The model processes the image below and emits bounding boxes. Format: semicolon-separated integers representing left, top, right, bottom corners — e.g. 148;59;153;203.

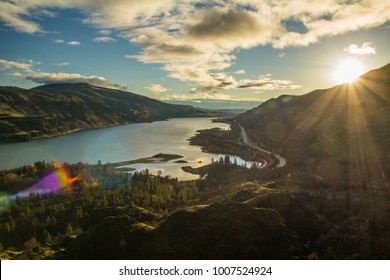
0;118;230;173
0;116;225;145
0;121;142;144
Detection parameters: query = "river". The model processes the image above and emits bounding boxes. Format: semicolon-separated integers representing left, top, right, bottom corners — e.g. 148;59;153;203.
0;118;256;180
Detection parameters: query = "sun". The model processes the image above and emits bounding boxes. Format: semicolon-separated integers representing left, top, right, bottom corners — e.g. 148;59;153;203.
333;58;365;84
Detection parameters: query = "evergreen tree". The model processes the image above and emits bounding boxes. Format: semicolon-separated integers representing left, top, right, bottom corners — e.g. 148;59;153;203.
41;229;52;243
66;223;73;235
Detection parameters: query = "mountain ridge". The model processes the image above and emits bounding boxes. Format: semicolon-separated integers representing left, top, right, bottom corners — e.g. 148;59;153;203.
0;83;216;143
237;63;390;188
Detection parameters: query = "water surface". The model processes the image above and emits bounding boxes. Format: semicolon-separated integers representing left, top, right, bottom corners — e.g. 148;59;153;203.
0;118;254;180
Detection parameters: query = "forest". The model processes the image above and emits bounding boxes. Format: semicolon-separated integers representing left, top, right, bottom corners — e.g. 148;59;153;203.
1;154;390;259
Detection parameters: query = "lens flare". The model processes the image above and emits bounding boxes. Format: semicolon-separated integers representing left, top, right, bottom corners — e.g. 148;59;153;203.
10;168;79;199
0;167;80;212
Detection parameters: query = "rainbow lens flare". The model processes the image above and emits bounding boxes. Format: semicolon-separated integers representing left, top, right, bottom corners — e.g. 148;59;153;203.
0;167;79;212
10;168;79;199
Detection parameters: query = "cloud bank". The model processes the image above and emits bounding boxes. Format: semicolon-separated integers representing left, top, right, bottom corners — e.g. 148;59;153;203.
13;72;127;90
0;59;32;71
1;0;388;97
237;75;302;90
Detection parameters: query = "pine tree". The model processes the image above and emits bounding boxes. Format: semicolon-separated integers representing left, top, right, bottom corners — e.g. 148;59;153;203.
66;223;73;235
41;229;52;243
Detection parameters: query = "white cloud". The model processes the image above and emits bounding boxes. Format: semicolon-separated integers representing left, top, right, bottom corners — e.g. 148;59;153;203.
234;69;246;75
0;59;32;71
145;83;169;94
0;1;43;33
163;92;233;102
158;92;265;103
67;41;81;46
15;72;127;90
237;74;302;90
344;42;376;55
28;59;42;65
98;29;112;35
55;62;70;66
93;36;117;43
269;1;390;48
53;39;81;45
278;52;286;58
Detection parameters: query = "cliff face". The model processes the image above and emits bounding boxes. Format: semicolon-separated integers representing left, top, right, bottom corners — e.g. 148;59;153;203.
0;83;215;142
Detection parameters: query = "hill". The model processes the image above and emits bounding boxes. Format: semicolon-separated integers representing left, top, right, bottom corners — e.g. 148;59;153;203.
237;63;390;188
0;83;215;142
2;152;390;260
66;202;294;259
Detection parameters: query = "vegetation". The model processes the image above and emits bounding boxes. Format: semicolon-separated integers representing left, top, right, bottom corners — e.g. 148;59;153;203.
0;65;389;260
237;64;390;188
0;83;217;143
189;126;264;162
0;156;389;259
0;160;200;259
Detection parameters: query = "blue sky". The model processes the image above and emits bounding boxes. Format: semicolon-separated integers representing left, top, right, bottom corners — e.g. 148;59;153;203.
0;0;389;106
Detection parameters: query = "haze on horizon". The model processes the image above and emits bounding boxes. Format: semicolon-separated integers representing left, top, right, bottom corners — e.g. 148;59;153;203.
0;0;389;107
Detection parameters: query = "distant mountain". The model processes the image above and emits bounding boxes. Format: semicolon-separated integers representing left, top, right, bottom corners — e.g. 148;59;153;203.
237;63;390;188
0;83;215;142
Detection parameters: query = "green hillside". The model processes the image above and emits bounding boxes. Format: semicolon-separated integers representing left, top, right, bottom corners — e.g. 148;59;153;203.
237;64;390;188
0;83;215;143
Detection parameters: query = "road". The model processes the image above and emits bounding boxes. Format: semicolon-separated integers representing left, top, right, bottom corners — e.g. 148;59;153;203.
236;121;286;168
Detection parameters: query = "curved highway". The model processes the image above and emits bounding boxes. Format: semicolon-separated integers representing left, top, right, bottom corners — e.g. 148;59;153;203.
236;121;286;168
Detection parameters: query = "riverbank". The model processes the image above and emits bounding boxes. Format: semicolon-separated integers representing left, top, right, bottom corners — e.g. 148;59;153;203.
0;118;168;144
0;118;232;180
0;83;221;144
188;124;265;162
0;115;235;144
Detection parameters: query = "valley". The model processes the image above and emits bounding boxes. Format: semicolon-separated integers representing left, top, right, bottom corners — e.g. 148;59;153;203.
0;83;217;143
0;64;389;260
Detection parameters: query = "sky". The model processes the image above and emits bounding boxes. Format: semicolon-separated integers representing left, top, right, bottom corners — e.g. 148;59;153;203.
0;0;389;108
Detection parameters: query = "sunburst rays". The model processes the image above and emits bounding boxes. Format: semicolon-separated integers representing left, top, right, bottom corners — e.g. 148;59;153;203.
278;75;388;189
